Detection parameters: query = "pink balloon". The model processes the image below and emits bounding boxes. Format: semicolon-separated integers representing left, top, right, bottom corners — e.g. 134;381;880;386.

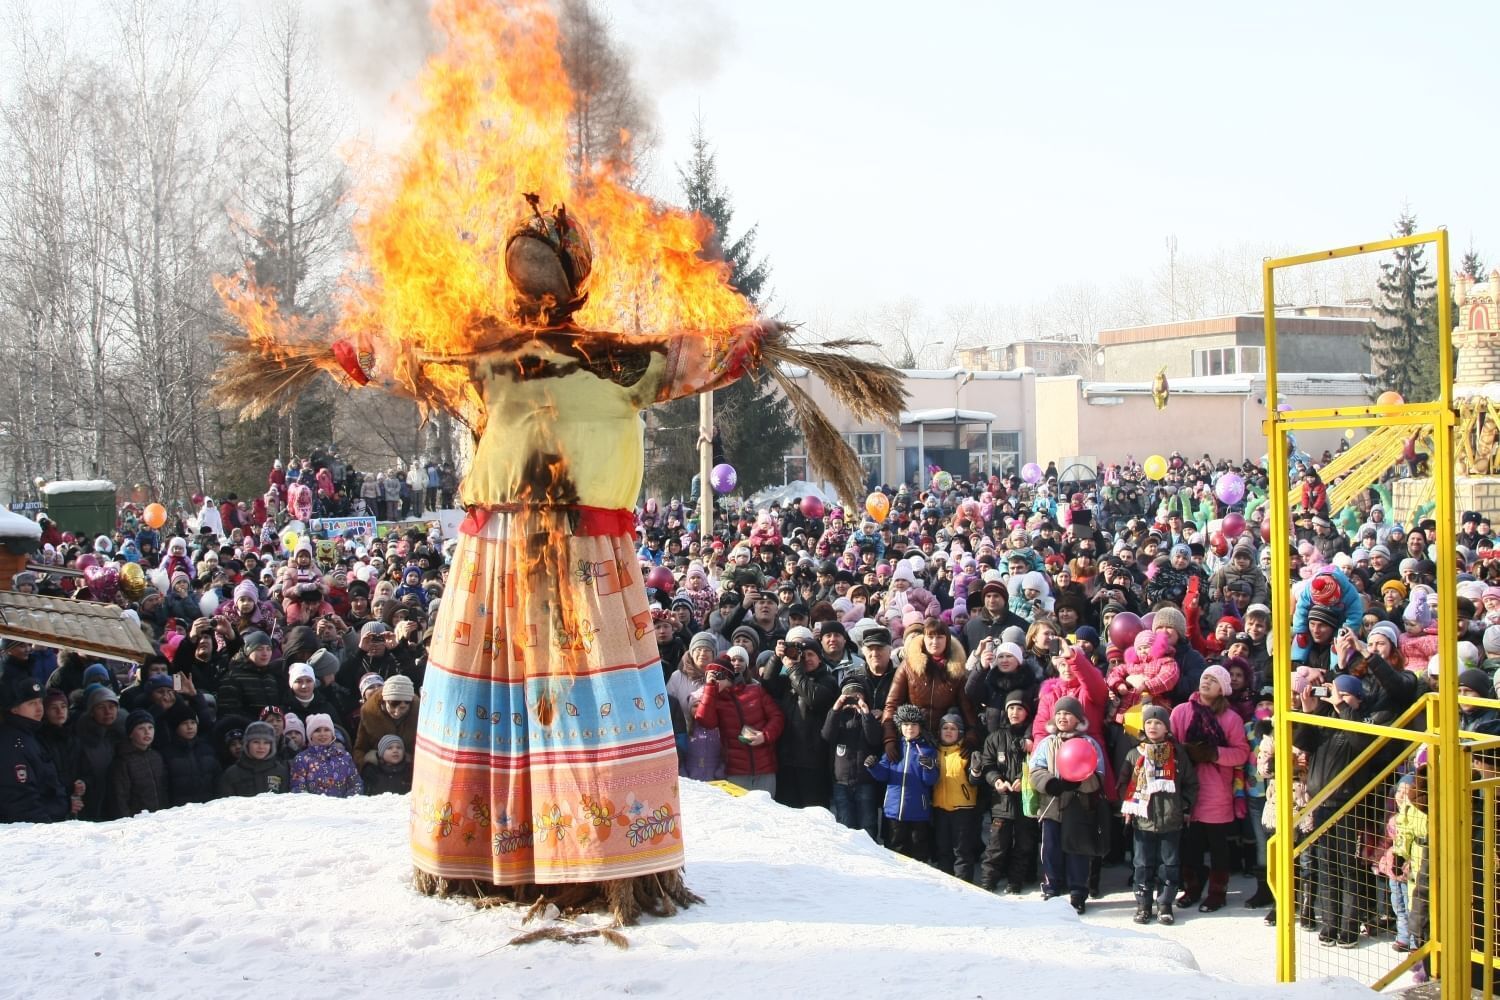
1057;737;1099;782
75;552;101;572
1222;512;1246;539
1107;611;1142;650
84;564;119;602
1140;611;1156;632
644;566;675;594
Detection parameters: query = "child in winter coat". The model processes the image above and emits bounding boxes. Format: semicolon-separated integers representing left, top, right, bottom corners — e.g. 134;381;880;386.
1029;696;1107;914
1387;774;1422;953
108;710;170;818
1118;704;1198;925
160;700;221;807
361;734;413;795
977;690;1039;893
218;721;290;796
1399;591;1439;675
821;677;883;840
930;710;982;882
392;564;430;609
866;703;939;861
291;713;364;797
1108;628;1179;723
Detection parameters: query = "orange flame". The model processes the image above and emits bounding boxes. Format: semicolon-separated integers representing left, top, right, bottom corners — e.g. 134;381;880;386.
326;0;754;360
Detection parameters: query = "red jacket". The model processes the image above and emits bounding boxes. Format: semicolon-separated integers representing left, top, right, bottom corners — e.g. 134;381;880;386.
694;680;785;779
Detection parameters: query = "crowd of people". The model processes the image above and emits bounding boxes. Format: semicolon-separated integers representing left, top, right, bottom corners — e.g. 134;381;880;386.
0;447;1491;980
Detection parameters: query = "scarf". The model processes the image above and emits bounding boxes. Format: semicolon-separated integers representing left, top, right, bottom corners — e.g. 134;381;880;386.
1184;694;1229;747
1121;738;1177;817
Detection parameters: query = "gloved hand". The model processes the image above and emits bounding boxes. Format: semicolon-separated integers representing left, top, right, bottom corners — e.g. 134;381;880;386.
1043;776;1079;795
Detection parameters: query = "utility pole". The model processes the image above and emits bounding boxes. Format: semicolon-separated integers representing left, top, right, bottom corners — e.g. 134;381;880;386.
698;389;714;540
1166;235;1179;320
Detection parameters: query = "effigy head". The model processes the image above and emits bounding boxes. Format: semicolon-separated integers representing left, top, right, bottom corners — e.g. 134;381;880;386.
505;193;593;325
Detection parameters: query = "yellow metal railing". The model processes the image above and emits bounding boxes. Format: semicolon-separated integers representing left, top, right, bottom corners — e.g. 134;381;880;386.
1264;230;1473;993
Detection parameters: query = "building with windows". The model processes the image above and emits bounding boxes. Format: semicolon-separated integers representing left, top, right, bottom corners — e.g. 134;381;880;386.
1097;306;1373;382
956;339;1100;378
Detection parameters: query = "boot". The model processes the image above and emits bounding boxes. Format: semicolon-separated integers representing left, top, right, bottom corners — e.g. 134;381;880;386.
1198;868;1230;912
1132;888;1154;924
1157;884;1176;925
1070;890;1087;915
1087;857;1103;899
1296;875;1317;929
1244;868;1273;908
1175;868;1203;908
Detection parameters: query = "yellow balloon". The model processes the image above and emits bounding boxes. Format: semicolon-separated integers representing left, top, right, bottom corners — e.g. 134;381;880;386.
1344;428;1356;440
282;529;300;552
1143;454;1168;481
120;562;147;600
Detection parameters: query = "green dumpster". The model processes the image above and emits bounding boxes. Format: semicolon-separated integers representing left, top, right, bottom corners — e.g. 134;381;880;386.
40;480;117;539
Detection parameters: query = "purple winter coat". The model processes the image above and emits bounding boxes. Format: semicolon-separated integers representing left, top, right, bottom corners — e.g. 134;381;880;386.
291;742;364;798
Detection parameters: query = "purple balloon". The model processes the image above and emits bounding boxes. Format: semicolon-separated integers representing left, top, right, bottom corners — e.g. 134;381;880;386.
1215;472;1245;505
710;463;737;494
1139;611;1156;632
1021;462;1044;485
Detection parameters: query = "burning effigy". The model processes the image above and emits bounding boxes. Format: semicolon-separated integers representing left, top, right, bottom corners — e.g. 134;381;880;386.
212;0;903;924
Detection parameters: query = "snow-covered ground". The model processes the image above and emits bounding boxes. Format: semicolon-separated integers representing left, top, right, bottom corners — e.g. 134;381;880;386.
2;783;1374;1000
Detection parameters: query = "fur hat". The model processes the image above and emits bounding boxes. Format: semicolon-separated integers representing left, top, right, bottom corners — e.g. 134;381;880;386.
893;704;925;727
243;720;277;746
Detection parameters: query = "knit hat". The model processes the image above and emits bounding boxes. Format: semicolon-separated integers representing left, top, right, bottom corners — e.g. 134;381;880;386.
1153;606;1187;636
1308;573;1341;607
288;662;315;683
996;641;1025;662
1073;625;1100;647
1458;641;1481;669
85;686;120;710
1458;667;1493;695
1053;696;1085;721
891;562;917;586
382;674;415;702
1004;689;1028;708
304;712;335;736
893;704;925;727
233;579;258;603
243;630;272;649
1001;625;1027;646
304;649;338;678
1368;621;1401;651
284;714;306;739
724;646;750;670
1245;603;1271;620
840;678;868;698
1170;543;1191;560
730;624;762;650
1332;674;1364;698
1485;624;1500;656
1428;653;1443;677
1200;664;1232;694
939;710;965;735
1382;580;1409;599
1141;704;1170;727
125;708;155;734
689;631;719;655
358;673;385;699
145;673;174;691
243;720;276;746
1307;605;1342;628
785;625;816;646
377;734;404;756
82;663;112;686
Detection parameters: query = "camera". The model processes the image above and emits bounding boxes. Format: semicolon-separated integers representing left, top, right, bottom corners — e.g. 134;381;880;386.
1311;685;1330;698
1047;637;1061;656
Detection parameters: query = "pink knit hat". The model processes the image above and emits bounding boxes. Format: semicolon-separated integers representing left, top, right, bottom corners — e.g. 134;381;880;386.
1200;664;1232;695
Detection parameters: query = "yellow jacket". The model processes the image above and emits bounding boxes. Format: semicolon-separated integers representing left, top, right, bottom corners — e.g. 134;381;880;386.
1392;800;1428;875
932;743;978;811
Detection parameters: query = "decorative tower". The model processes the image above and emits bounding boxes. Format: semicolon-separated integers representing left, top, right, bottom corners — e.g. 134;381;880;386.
1449;270;1500;517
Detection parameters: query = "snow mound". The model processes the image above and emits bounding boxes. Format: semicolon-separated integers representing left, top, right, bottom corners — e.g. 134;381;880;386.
3;783;1368;1000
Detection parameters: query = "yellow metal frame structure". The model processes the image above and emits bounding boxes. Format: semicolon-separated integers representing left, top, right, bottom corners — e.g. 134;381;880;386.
1264;230;1464;990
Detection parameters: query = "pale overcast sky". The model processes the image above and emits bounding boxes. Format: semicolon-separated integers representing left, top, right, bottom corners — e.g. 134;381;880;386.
602;0;1491;325
9;0;1491;336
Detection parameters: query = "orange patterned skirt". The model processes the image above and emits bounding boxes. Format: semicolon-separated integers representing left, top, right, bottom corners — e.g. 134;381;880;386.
409;505;683;885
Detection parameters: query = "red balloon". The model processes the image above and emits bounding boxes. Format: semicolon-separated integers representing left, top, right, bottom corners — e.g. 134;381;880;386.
1222;512;1246;539
1260;517;1272;542
1107;611;1143;650
1209;531;1228;557
1057;737;1099;782
644;567;675;594
800;496;825;519
75;553;101;572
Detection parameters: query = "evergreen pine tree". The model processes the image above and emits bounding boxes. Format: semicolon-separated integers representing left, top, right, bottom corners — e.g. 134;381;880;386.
1461;245;1487;281
644;122;796;500
1364;211;1437;403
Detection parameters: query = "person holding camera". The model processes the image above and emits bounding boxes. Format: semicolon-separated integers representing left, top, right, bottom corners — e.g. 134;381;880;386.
694;650;784;796
821;677;884;840
761;626;838;809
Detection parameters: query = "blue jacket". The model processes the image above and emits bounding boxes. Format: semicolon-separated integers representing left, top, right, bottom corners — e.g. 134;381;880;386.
867;735;938;821
1290;568;1363;664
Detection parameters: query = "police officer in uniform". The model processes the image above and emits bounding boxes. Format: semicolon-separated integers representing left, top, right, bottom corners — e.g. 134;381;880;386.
0;673;83;823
